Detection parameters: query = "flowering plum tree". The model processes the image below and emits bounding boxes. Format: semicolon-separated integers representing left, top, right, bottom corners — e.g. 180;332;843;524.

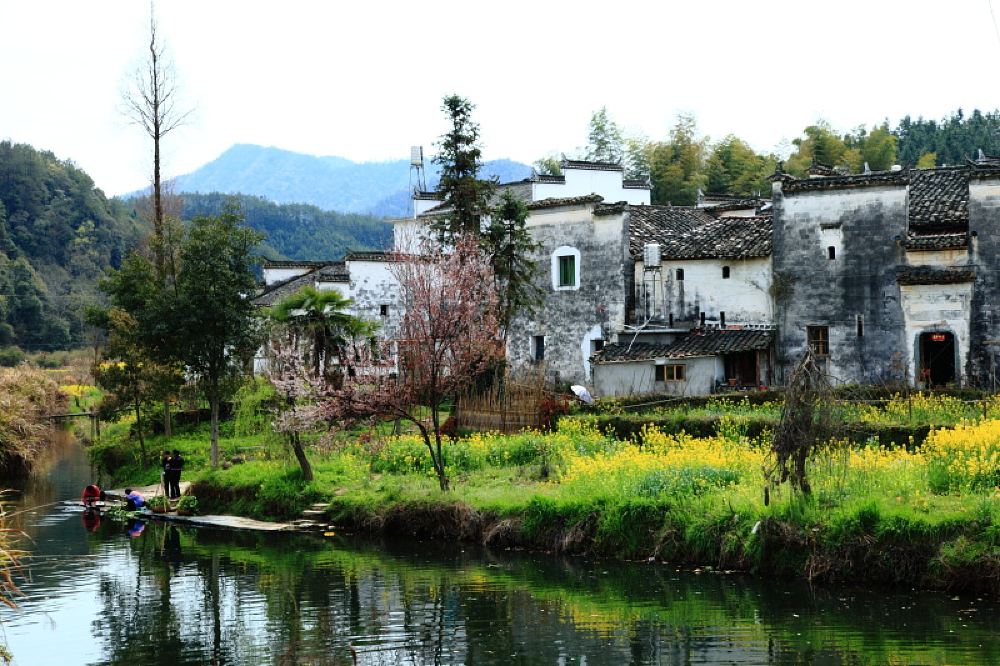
323;236;503;491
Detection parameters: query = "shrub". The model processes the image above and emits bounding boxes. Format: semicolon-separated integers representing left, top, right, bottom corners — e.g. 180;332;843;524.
0;348;24;368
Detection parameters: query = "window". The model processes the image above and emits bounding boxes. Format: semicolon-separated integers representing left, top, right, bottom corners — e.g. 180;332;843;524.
558;255;575;287
807;326;829;356
722;266;730;279
655;364;685;382
532;335;545;362
591;339;604;354
720;311;726;328
676;268;685;281
379;304;389;317
856;314;864;338
551;246;580;291
827;246;836;260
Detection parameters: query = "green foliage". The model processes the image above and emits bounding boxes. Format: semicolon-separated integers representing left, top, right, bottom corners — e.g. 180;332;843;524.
432;95;497;236
647;115;709;206
233;377;277;437
0;141;146;350
585;107;625;164
532;155;562;176
177;192;391;261
0;347;23;367
897;108;1000;166
705;135;776;197
175;494;198;514
146;494;169;511
480;190;542;334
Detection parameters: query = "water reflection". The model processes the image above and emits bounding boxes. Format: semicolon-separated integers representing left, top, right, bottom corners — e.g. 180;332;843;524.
2;440;1000;665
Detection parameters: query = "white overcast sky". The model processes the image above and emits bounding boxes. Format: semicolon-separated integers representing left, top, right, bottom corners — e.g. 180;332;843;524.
3;0;1000;196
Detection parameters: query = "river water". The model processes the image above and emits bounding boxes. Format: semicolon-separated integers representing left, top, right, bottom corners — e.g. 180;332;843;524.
2;437;1000;665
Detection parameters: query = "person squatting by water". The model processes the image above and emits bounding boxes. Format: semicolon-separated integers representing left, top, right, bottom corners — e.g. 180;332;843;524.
81;484;105;509
167;449;184;499
124;488;145;511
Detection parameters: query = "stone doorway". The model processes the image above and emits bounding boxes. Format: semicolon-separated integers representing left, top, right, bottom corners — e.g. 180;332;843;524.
919;331;956;387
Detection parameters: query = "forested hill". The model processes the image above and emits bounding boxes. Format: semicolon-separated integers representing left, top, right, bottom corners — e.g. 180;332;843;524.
0;141;147;350
177;192;391;261
171;144;532;217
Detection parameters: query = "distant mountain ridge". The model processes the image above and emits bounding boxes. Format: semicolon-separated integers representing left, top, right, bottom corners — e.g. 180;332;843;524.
170;144;533;217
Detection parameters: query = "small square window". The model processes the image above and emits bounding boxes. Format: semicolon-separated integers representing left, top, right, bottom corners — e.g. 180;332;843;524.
558;255;576;287
379;304;389;317
807;326;829;356
827;246;836;260
591;339;604;353
722;266;730;279
676;268;685;281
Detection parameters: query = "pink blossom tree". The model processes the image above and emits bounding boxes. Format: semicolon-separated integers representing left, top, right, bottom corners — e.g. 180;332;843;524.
323;236;503;491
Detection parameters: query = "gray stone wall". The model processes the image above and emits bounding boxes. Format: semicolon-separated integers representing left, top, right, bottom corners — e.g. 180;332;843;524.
772;184;908;384
507;207;629;386
968;177;1000;387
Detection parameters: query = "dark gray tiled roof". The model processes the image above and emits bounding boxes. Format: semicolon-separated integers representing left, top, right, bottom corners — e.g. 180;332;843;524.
622;179;651;189
629;209;772;260
593;329;774;363
346;250;402;262
262;260;330;269
561;159;623;172
782;170;909;193
626;205;715;255
254;263;348;307
534;174;566;183
526;194;604;210
896;265;976;285
413;191;443;201
908;168;969;230
905;232;968;251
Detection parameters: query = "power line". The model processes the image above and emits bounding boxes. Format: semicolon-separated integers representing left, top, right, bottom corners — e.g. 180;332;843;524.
988;0;1000;53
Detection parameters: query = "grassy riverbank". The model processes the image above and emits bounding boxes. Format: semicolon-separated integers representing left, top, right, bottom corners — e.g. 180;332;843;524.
0;366;64;475
87;393;1000;593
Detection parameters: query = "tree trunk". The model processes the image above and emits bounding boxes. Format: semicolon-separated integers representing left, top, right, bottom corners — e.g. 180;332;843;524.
210;397;220;468
290;432;313;481
134;397;147;464
162;399;172;438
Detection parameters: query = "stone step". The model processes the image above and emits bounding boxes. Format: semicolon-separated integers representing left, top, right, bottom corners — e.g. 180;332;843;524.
301;509;327;517
309;503;330;510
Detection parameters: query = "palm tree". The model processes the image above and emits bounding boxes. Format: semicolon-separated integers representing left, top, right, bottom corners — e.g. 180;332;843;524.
267;286;374;381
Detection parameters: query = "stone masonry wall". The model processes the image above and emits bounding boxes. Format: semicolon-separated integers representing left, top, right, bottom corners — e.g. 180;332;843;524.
507;205;629;386
968;177;1000;387
772;184;908;384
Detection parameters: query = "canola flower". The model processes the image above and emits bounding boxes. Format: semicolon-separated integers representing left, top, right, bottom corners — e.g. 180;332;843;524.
923;418;1000;491
59;384;97;399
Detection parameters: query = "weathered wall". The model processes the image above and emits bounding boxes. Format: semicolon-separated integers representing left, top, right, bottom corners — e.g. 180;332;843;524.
772;183;907;384
507;204;629;385
593;356;718;397
263;266;312;286
635;257;772;325
346;259;402;337
899;282;972;385
968;176;1000;387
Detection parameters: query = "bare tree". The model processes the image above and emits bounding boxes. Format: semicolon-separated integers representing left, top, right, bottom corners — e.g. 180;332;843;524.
123;6;191;282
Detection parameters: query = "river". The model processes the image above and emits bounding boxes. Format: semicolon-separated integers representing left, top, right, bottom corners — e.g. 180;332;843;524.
1;436;999;665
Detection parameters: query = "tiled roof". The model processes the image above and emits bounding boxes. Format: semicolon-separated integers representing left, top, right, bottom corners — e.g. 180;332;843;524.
905;232;968;251
782;170;909;193
908;168;969;230
702;199;766;215
413;191;443;201
629;209;772;260
896;266;976;285
593;329;774;363
526;194;604;210
561;159;623;172
626;205;715;255
345;250;402;262
622;179;651;189
315;263;349;281
262;260;330;269
534;174;566;183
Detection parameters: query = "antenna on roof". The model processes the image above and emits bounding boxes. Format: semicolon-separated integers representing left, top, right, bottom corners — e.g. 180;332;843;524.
409;146;427;193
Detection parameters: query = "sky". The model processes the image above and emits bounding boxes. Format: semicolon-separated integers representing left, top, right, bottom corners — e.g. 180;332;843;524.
4;0;1000;196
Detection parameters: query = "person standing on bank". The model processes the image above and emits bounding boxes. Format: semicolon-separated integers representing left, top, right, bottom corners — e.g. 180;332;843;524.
167;449;184;499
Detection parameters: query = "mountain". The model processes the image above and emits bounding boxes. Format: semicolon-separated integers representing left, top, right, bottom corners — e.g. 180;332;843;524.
171;144;533;217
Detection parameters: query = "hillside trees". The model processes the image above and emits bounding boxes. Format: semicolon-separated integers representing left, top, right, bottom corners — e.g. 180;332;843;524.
0;141;144;350
706;135;776;197
585;107;625;164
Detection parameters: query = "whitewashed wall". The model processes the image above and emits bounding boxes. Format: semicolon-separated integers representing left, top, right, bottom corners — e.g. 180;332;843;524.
533;167;650;205
263;266;312;286
593;356;719;397
634;257;772;324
